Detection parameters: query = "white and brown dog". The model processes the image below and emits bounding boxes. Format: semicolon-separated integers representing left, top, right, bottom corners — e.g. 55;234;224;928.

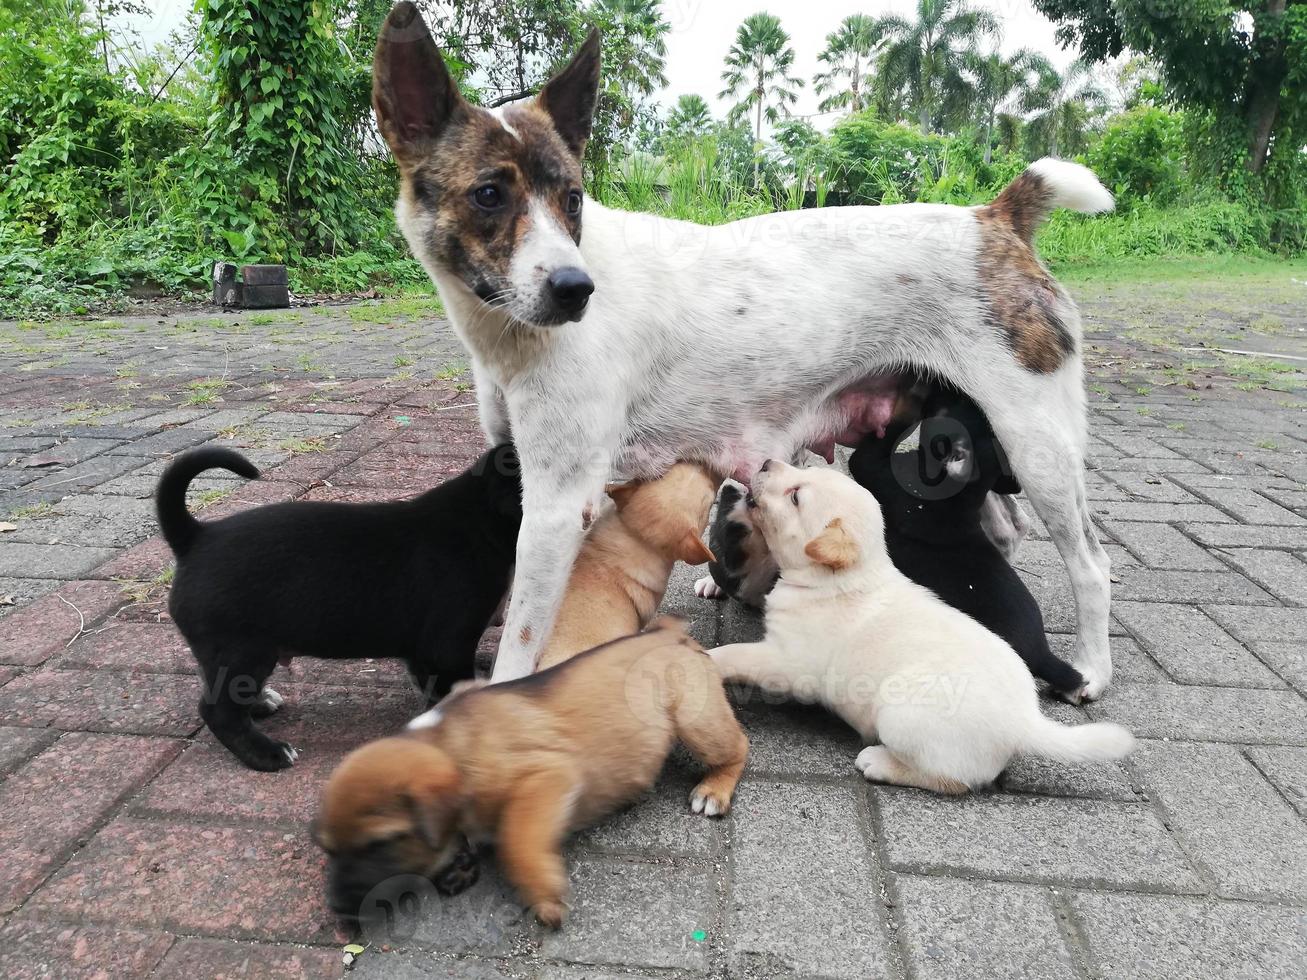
710;460;1135;793
372;4;1118;695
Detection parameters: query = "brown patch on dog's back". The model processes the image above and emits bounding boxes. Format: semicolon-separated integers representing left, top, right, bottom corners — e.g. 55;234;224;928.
975;176;1076;374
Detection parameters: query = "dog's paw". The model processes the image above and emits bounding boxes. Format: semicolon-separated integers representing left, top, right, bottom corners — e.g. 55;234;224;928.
1074;664;1110;702
854;746;890;781
532;899;568;930
689;783;732;818
250;686;285;719
238;738;298;772
694;576;725;600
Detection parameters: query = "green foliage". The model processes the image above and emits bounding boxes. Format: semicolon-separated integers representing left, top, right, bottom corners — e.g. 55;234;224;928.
719;13;804;143
1089;105;1187;203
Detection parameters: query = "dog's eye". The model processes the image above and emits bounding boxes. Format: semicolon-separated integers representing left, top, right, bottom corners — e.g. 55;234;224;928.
790;489;800;507
566;190;582;215
472;185;503;211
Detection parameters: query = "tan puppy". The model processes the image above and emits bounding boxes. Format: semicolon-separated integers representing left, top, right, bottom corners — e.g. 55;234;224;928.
316;619;748;927
536;462;719;669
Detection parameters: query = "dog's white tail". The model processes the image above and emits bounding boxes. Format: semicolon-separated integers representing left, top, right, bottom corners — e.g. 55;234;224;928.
1022;715;1136;763
985;159;1114;241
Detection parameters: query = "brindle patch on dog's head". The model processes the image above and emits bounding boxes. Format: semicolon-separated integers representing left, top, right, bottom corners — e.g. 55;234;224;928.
975;185;1075;374
373;3;601;326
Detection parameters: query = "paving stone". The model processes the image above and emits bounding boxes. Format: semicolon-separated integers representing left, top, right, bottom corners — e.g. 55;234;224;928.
1101;520;1224;570
59;620;194;673
0;541;119;579
1110;567;1274;605
1098;473;1199;503
0;724;56;775
1215;547;1307;605
728;780;892;979
1046;634;1165;684
1112;602;1284;687
1092;455;1212;474
1250;642;1307;694
540;858;714;972
874;789;1203;893
0;732;180;912
1208;604;1307;644
353;952;520;979
998;752;1140;802
150;938;342;979
3;493;157;548
1133;740;1307;902
0;918;174;979
729;693;865;778
103;426;216;457
27;453;148;492
1187;485;1306;526
137;738;354;824
1088;501;1234;523
89;535;173;580
1096;433;1181;459
0;668;200;735
17;437;124;467
889;875;1078;980
1087;682;1307;745
0;579;127;664
1246;745;1307;818
574;755;719;858
27;816;333;942
1070;891;1307;979
254;680;423;746
1182;522;1307;550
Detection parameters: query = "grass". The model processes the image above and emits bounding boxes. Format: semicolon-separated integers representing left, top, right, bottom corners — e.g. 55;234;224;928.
279;435;329;453
1056;253;1307;288
346;295;445;325
7;501;57;520
182;378;231;406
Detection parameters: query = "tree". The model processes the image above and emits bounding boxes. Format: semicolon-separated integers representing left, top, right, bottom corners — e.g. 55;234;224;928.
592;0;670;98
875;0;997;134
663;93;713;144
1023;58;1107;158
1030;0;1303;175
965;48;1051;163
812;14;885;115
719;12;804;143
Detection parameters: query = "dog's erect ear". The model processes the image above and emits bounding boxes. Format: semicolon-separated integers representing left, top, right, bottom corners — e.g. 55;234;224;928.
373;2;468;165
536;28;602;159
675;531;716;566
606;481;640;511
804;518;859;571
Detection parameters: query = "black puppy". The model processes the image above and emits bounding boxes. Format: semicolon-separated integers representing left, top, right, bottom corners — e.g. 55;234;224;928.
156;443;522;771
703;390;1085;699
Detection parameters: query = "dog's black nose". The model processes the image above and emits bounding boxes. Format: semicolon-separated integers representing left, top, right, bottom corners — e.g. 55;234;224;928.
547;267;594;314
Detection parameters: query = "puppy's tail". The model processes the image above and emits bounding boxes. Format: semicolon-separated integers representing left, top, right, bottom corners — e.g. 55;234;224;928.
984;158;1114;242
155;447;259;556
1021;714;1136;764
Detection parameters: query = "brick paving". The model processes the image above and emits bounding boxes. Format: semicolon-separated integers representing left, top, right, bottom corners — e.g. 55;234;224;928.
0;280;1305;979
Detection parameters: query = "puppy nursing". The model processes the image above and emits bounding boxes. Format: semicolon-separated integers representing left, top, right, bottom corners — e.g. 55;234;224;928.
317;619;747;926
711;461;1134;793
537;462;718;669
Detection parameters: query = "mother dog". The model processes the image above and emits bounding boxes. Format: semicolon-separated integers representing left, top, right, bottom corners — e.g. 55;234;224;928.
372;3;1117;696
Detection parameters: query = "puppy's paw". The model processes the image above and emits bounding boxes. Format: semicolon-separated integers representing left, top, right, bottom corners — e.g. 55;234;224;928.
689;783;732;818
237;739;297;772
532;899;568;930
1074;664;1109;702
250;686;285;719
694;576;725;600
854;745;888;781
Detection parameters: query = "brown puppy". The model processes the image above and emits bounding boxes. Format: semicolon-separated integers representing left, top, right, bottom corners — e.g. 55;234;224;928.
537;462;719;670
315;619;748;927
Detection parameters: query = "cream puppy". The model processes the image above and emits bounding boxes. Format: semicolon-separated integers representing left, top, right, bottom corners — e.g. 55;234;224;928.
710;461;1135;794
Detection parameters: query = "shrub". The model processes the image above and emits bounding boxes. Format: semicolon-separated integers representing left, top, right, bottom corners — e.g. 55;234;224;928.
1089;105;1187;203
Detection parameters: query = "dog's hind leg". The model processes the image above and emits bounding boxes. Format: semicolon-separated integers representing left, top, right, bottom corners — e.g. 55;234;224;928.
197;646;296;771
854;745;969;795
671;655;749;817
969;365;1113;699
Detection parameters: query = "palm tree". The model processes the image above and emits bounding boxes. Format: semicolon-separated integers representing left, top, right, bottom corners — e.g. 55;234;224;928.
966;49;1052;163
812;14;885;115
875;0;997;134
719;12;804;144
663;93;713;143
1023;59;1107;158
593;0;671;98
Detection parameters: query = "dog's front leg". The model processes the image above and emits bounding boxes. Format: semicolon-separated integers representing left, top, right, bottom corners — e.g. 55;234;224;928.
471;358;511;445
711;642;805;700
493;472;605;681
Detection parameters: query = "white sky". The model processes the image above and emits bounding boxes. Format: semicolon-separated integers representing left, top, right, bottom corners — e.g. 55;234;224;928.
121;0;1083;131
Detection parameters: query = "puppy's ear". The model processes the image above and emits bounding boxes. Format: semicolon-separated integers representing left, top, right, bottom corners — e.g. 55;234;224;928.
405;762;465;849
537;28;602;159
804;518;859;571
606;481;640;511
675;531;716;566
373;2;468;166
